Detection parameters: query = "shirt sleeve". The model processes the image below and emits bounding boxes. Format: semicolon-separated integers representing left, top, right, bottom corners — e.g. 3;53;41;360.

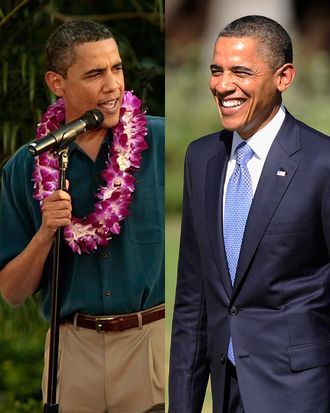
0;146;40;268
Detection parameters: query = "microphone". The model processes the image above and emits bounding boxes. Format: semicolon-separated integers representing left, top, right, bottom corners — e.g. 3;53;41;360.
28;109;104;156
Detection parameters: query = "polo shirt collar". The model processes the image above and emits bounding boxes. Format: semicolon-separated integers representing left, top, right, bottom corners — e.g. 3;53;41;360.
68;129;113;156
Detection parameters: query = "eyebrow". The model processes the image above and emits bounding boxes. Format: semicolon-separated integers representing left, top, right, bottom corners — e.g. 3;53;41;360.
210;64;221;71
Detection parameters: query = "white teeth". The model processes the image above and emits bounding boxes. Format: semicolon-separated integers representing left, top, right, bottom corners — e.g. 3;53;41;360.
101;99;117;109
221;99;244;108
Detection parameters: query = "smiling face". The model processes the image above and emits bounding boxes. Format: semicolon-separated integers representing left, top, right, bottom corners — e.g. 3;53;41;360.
46;38;125;130
209;36;294;139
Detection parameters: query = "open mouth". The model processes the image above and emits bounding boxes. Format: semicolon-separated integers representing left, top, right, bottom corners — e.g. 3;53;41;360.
98;97;120;112
220;98;245;108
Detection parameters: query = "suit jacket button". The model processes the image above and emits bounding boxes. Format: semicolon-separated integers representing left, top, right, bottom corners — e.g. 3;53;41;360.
220;354;226;364
230;306;238;316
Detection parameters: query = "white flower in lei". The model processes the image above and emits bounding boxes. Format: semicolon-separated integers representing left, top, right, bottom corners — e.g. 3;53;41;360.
32;91;148;254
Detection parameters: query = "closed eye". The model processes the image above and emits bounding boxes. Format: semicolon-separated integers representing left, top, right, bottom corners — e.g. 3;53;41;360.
113;63;123;72
233;71;252;78
84;68;105;78
232;66;254;77
210;64;223;76
87;72;101;78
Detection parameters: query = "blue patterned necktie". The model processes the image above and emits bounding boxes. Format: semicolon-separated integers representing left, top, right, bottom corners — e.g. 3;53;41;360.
224;141;254;364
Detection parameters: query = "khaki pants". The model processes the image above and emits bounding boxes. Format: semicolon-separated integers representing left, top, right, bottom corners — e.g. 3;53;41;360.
42;316;164;413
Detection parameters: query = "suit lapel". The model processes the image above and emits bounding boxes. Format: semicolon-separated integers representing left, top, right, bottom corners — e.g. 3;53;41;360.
233;114;301;294
205;131;232;298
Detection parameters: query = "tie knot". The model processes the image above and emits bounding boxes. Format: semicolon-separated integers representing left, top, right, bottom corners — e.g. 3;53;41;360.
235;142;253;165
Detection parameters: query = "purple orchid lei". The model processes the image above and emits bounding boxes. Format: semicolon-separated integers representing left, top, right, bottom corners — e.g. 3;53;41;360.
32;91;148;254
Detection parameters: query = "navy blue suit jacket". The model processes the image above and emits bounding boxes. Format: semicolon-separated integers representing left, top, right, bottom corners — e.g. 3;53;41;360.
169;112;330;413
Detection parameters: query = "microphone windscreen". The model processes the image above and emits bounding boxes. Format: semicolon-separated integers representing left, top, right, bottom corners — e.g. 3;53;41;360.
82;109;104;130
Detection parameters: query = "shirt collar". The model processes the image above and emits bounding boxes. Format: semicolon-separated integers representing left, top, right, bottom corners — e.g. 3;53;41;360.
231;105;286;160
68;129;113;155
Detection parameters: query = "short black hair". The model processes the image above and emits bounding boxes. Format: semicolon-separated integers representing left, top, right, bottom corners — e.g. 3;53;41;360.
46;20;114;77
218;15;293;70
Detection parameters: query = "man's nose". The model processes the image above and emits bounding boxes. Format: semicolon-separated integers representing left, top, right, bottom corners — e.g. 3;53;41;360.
215;72;236;95
103;72;119;91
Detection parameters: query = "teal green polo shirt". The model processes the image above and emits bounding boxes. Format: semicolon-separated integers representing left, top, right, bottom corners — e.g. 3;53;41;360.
0;116;164;321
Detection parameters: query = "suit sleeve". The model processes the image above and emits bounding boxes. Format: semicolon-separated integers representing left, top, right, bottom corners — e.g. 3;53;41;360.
321;173;330;258
169;149;209;413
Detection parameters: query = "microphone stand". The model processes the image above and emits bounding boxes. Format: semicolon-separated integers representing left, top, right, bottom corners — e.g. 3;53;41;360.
43;147;69;413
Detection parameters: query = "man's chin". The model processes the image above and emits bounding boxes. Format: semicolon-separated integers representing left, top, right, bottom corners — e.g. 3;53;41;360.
220;120;237;132
102;113;121;129
220;117;245;134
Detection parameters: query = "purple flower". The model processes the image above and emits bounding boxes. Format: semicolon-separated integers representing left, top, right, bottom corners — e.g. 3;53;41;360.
33;91;148;254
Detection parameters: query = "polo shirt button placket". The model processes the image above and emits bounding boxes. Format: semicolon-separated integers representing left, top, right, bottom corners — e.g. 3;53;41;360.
99;250;109;259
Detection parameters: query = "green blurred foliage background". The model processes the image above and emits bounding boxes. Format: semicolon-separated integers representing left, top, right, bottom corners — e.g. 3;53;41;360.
0;0;164;169
0;1;164;411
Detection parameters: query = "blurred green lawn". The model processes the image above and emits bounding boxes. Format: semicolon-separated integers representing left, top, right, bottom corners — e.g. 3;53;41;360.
166;214;212;412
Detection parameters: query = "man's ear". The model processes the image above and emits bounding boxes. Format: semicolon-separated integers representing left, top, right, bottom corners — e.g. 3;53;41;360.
276;63;295;93
45;71;65;97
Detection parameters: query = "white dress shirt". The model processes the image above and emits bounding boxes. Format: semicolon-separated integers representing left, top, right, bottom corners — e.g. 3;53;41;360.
223;106;286;215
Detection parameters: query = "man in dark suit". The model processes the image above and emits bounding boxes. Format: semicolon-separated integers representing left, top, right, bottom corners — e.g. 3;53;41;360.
169;15;330;413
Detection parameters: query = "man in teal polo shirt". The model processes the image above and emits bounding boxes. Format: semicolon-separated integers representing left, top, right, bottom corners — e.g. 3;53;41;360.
0;20;164;413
